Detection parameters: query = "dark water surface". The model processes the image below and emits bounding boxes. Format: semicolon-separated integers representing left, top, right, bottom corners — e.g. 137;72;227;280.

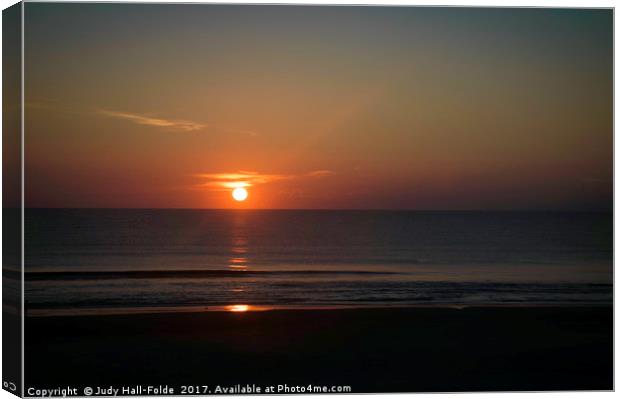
24;209;612;314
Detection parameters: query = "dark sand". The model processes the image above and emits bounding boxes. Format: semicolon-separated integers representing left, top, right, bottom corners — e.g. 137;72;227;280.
25;306;612;393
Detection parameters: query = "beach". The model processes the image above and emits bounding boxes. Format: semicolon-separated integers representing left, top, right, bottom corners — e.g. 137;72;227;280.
25;306;612;393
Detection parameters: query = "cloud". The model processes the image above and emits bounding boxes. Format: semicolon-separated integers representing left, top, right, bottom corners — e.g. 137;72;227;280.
29;102;258;136
193;170;334;191
98;109;206;132
194;171;287;190
305;170;335;178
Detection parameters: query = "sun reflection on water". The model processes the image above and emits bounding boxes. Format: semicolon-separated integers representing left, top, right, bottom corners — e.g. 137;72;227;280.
226;304;250;312
229;213;249;271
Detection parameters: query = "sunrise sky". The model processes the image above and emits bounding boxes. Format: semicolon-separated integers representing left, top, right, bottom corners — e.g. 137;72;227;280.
24;4;612;210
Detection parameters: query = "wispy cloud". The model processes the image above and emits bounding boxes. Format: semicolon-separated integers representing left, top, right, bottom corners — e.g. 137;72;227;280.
98;109;206;132
29;101;258;136
193;170;335;191
305;170;335;178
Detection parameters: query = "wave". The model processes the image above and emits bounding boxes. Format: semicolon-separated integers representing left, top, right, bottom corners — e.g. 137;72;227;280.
25;269;401;281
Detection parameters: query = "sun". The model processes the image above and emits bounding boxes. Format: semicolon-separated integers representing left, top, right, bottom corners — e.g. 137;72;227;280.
232;187;248;202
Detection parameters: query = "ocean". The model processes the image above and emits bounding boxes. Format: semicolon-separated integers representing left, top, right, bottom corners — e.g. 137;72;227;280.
23;209;612;315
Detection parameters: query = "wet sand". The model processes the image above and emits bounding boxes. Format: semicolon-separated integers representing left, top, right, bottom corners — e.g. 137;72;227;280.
25;306;612;393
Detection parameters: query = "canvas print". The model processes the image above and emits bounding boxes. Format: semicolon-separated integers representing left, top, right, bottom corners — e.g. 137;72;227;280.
2;2;613;396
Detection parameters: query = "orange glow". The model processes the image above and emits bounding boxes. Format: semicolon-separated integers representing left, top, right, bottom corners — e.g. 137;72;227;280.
232;187;248;202
226;304;250;312
24;5;612;212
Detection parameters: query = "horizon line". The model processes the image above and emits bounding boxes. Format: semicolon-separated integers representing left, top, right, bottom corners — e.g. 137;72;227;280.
18;207;613;213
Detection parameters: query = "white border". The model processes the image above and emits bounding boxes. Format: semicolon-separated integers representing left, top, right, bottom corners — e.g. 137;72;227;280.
0;2;616;399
